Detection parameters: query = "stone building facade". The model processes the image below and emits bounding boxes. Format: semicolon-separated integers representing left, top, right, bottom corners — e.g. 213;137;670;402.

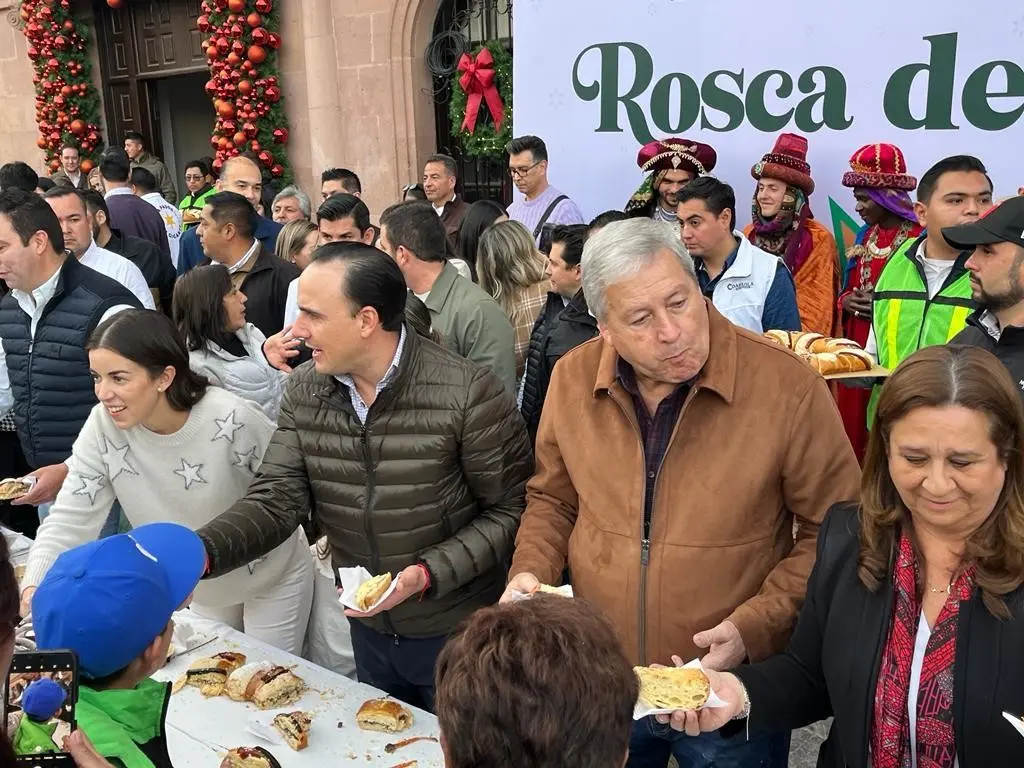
0;0;512;217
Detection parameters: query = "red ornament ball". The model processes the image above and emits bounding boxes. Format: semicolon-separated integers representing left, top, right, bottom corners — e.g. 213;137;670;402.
264;85;281;102
198;14;210;32
272;128;288;144
255;0;272;13
70;119;86;135
246;45;266;64
246;12;262;28
227;0;245;12
267;33;281;49
270;164;284;178
251;27;268;46
106;0;123;7
232;131;247;146
238;79;252;96
257;150;273;168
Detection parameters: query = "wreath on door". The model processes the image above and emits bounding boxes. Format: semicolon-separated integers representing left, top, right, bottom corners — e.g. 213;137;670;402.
449;41;512;159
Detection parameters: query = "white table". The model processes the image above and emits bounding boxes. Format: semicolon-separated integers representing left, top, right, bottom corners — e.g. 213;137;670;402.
4;528;443;768
158;613;444;768
163;610;444;765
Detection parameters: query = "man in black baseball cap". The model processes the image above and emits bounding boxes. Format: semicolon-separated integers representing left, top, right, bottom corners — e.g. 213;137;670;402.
947;196;1024;399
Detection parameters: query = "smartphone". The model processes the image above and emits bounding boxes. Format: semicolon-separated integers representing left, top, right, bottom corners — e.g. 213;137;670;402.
4;650;78;767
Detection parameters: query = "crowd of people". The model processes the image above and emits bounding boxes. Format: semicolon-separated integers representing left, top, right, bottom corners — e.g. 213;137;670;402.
0;124;1023;768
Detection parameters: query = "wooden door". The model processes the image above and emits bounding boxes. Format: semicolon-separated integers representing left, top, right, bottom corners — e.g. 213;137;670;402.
94;0;209;147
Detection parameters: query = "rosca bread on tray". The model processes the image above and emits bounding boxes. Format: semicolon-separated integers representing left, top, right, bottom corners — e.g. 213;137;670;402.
764;330;875;376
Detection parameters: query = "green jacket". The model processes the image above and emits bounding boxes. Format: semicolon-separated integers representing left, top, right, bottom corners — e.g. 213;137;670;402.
13;717;60;755
132;152;178;205
868;234;974;425
198;324;533;638
76;678;172;768
424;261;518;393
178;185;216;227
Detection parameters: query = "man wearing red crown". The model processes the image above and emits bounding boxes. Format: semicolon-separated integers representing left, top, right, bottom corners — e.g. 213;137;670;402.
744;133;838;336
625;138;717;224
835;142;922;460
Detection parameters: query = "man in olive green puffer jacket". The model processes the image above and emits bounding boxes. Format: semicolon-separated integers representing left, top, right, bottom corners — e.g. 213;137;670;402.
197;241;533;713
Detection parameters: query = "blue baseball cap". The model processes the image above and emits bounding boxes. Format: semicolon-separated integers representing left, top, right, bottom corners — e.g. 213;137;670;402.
32;523;205;679
21;678;67;720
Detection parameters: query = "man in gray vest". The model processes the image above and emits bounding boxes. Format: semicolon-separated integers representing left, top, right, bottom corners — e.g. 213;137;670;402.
0;189;140;513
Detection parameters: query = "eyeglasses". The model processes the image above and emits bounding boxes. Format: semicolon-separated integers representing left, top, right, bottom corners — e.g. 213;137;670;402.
184;174;205;182
508;161;542;178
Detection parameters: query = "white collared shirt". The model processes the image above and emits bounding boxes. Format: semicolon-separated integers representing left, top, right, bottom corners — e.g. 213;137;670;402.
79;240;155;309
432;193;456;216
103;187;133;199
227;239;261;274
335;326;407;424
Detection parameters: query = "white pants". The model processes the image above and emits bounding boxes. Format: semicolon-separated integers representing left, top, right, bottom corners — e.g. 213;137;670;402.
301;539;356;679
190;544;314;656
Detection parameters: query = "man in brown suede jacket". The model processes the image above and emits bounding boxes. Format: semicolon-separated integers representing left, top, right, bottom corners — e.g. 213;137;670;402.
502;218;860;768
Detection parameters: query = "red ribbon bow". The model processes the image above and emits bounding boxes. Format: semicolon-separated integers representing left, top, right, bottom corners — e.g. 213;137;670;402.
457;48;505;135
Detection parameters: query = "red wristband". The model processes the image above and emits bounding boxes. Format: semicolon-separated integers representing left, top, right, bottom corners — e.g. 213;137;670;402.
416;563;431;601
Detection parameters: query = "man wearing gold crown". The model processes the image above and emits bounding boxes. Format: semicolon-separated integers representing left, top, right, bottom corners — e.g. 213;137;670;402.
625;138;717;224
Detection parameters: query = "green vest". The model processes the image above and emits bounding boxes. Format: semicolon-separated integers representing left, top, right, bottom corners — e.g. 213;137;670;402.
76;678;171;768
867;235;974;426
13;717;60;755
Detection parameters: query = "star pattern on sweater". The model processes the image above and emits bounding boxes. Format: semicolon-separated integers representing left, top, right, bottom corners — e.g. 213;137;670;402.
174;458;206;490
100;437;139;482
72;473;105;505
232;445;261;474
213;410;243;443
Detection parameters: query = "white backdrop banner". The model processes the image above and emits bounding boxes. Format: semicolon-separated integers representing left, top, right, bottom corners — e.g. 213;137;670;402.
513;0;1024;252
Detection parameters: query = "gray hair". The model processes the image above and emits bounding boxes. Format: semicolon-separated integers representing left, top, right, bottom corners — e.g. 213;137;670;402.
273;185;311;218
581;219;696;321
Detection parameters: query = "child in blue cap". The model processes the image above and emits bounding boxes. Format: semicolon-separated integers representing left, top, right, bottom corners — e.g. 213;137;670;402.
31;522;206;768
13;677;67;755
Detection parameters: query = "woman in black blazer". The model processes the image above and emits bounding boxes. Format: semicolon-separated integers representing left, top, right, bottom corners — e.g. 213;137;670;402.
669;344;1024;767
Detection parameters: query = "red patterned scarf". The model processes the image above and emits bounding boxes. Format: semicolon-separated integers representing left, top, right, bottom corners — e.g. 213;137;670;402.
871;531;974;768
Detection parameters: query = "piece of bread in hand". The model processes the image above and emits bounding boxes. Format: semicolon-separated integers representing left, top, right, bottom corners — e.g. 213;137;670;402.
272;711;312;751
356;698;413;733
185;651;248;697
249;666;306;711
355;573;392;611
219;746;282;768
0;478;31;501
634;666;711;711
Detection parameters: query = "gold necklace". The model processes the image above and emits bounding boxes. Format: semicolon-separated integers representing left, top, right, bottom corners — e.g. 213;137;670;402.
928;583;951;595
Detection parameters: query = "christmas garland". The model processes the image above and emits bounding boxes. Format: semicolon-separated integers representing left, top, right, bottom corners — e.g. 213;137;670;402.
449;41;512;159
20;0;105;174
199;0;292;184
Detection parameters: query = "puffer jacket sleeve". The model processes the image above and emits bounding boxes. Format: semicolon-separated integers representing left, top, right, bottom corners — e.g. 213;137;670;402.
418;366;533;598
197;378;311;577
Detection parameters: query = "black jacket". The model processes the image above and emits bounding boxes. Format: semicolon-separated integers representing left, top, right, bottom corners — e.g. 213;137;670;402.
197;326;533;637
103;228;176;311
519;292;567;440
522;289;598;442
202;245;299;338
0;258;141;467
734;504;1024;767
950;311;1024;401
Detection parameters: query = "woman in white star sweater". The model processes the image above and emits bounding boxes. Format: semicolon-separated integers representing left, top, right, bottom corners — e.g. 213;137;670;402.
20;310;313;655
